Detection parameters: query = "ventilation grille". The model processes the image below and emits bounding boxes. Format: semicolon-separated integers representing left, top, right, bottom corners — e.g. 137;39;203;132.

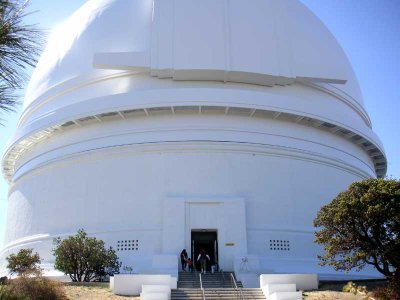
117;240;139;252
269;239;290;251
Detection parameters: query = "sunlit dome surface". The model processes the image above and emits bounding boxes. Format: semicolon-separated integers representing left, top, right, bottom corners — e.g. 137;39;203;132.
26;0;364;109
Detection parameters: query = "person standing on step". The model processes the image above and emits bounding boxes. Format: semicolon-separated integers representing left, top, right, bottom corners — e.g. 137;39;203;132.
197;249;210;274
187;257;193;273
180;249;188;271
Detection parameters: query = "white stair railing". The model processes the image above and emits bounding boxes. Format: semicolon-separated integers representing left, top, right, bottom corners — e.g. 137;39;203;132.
199;273;206;300
230;273;244;300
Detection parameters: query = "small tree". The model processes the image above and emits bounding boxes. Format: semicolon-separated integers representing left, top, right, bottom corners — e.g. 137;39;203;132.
53;229;120;282
314;178;400;294
6;248;42;277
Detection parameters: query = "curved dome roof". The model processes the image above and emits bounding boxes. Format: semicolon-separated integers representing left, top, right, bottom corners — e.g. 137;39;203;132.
25;0;364;109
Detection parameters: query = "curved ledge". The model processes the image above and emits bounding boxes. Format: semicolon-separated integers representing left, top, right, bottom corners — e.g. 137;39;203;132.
300;80;371;127
2;103;386;183
19;70;136;128
19;71;370;129
11;139;374;184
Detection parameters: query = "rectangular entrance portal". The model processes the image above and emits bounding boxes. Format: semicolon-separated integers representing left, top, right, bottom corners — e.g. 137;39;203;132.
191;230;218;272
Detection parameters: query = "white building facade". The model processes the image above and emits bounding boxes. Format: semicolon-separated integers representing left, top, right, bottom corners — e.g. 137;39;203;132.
1;0;386;281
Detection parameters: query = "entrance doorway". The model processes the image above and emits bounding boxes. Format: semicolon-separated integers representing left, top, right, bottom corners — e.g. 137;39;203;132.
191;230;218;272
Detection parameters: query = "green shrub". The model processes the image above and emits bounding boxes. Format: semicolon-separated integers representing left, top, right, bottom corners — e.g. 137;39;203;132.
6;248;42;277
342;281;357;294
53;229;120;282
342;281;368;295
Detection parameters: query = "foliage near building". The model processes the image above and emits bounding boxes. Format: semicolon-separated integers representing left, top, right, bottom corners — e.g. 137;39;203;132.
6;248;42;277
53;229;120;282
0;0;42;115
314;178;400;296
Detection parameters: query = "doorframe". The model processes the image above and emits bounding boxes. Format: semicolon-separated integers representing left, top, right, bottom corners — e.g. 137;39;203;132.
162;196;247;271
191;229;218;271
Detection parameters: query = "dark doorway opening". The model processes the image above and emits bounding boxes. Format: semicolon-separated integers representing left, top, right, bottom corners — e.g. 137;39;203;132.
191;230;218;272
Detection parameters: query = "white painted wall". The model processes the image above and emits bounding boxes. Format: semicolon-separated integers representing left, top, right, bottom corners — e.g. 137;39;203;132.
1;130;373;277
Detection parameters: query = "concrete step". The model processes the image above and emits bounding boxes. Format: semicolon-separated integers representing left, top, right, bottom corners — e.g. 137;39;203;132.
270;291;303;300
171;288;265;300
175;271;252;299
178;271;242;289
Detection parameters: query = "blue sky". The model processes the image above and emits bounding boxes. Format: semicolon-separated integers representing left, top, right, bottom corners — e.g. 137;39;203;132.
0;0;399;248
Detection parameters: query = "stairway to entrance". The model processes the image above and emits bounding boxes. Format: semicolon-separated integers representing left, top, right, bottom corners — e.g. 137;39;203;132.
178;271;242;288
173;271;265;299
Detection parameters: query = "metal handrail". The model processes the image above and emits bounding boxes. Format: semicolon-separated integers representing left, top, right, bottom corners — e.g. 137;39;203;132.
199;273;206;300
230;273;244;300
230;272;238;289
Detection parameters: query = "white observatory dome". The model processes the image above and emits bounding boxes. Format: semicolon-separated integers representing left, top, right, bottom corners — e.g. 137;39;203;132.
1;0;386;282
26;0;364;108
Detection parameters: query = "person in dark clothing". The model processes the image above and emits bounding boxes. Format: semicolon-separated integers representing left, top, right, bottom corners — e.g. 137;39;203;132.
187;257;193;273
180;249;188;271
197;249;210;274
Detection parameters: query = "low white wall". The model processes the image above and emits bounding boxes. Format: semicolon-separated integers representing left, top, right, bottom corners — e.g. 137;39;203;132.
113;274;173;296
270;291;303;300
141;284;171;300
109;276;114;291
260;274;318;290
170;277;177;289
140;292;170;300
142;284;171;294
262;283;296;299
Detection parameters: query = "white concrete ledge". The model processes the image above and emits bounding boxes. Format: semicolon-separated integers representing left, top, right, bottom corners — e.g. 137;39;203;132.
263;283;296;299
260;274;318;290
140;284;171;300
270;291;303;300
111;274;174;296
140;292;170;300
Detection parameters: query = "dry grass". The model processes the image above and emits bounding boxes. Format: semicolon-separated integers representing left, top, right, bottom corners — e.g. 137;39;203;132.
4;277;68;300
304;291;367;299
63;285;139;299
304;280;388;300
